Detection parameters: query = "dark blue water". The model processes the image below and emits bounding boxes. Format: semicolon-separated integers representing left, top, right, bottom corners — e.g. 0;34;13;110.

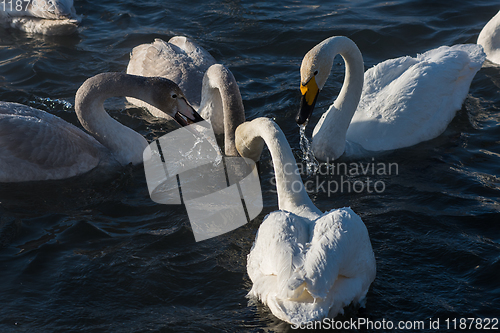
1;0;499;332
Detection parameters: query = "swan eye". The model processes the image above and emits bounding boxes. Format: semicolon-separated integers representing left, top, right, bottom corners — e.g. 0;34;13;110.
314;70;318;75
172;94;177;99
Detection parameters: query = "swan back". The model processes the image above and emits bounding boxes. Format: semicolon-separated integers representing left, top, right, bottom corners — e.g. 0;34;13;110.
0;102;104;182
127;37;217;111
1;0;77;19
248;207;376;324
478;10;500;64
169;36;216;66
32;0;77;19
0;0;81;35
346;44;485;151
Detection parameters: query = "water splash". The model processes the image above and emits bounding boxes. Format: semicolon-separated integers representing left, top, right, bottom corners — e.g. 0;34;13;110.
299;124;319;175
34;97;73;110
183;123;223;167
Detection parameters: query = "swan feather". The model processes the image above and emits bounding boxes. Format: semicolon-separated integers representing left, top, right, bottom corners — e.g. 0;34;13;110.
0;102;102;182
239;118;376;324
127;37;216;111
346;44;485;151
247;207;375;324
478;10;500;64
0;0;81;35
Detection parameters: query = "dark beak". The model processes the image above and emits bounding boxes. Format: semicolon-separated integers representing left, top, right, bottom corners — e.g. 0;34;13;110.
296;92;318;125
173;97;209;128
296;76;320;125
174;109;205;127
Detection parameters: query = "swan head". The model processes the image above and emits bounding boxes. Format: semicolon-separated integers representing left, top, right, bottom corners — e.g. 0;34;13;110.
145;76;205;127
296;39;335;125
235;121;266;162
76;73;205;129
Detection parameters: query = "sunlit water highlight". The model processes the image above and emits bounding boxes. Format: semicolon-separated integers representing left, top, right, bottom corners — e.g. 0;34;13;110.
0;1;499;332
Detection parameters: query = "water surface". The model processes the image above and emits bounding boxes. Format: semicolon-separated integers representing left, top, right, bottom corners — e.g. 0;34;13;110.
1;0;499;332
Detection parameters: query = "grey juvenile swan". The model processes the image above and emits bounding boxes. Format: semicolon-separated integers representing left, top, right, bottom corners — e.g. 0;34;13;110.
127;37;245;156
0;72;202;183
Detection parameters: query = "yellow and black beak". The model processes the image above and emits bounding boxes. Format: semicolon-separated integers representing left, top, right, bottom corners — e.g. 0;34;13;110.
296;76;319;125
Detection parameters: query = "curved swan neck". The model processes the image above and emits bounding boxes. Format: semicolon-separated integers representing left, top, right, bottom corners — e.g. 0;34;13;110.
221;80;245;157
199;64;245;156
75;73;152;165
327;37;364;120
478;10;500;62
236;118;321;218
309;37;364;160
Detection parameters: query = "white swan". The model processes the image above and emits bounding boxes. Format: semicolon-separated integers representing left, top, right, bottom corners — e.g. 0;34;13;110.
0;72;203;183
297;36;485;161
0;0;81;35
478;10;500;64
126;37;245;155
236;117;376;324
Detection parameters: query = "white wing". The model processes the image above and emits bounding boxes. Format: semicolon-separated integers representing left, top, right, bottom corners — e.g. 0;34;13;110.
282;207;376;322
246;211;309;310
346;44;485;151
247;208;376;324
0;102;103;182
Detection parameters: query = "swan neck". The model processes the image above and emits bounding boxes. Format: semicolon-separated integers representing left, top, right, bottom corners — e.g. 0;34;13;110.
240;119;321;218
75;73;149;165
311;37;364;160
478;11;500;59
329;37;364;129
220;81;245;156
199;66;245;156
